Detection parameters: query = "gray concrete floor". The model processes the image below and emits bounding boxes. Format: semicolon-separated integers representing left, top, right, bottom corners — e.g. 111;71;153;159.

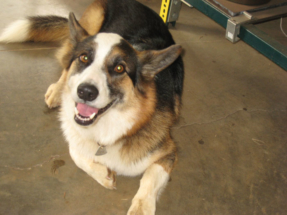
0;1;287;214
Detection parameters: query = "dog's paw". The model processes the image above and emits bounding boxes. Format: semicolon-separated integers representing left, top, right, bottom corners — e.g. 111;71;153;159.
45;83;62;108
94;168;117;190
103;169;117;190
127;198;156;215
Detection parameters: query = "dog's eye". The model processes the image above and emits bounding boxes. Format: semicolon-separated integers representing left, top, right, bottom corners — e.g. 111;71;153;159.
79;54;89;63
114;64;125;73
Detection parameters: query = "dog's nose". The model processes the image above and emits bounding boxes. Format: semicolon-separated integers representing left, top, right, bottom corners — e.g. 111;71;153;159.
77;83;99;101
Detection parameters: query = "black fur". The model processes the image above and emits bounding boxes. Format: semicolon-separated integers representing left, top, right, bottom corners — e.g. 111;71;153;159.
69;37;96;71
51;0;183;112
29;16;68;30
99;0;184;111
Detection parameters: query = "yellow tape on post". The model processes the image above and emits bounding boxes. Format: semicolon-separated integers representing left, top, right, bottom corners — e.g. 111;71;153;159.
160;0;171;23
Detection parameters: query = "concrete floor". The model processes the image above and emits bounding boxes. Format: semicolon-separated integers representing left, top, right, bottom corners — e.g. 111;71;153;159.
0;1;287;214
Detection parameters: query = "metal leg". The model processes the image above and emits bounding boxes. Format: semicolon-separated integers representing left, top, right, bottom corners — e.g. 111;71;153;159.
160;0;188;25
225;12;252;43
167;0;182;25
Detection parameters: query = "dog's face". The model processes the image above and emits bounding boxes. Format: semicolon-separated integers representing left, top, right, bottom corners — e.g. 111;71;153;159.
68;33;138;126
61;13;181;143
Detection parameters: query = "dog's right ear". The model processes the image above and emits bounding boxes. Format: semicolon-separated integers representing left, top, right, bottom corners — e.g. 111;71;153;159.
68;12;89;44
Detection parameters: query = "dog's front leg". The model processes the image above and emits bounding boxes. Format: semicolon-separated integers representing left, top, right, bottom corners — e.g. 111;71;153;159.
69;146;116;190
127;164;170;215
45;69;67;108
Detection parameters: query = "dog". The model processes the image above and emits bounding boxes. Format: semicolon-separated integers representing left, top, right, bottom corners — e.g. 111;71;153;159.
0;0;184;214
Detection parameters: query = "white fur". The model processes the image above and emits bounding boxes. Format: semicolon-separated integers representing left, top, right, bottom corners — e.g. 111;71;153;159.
63;33;137;146
60;33;152;176
61;88;137;146
69;145;116;189
134;164;169;198
127;164;169;214
61;91;151;176
95;143;152;176
60;32;170;215
69;33;122;109
0;19;30;43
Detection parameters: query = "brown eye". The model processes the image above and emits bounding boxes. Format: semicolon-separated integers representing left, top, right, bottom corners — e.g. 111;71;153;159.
114;64;125;73
79;54;89;63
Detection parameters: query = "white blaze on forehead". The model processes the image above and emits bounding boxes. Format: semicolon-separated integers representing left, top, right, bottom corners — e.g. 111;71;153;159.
94;33;123;60
69;33;123;108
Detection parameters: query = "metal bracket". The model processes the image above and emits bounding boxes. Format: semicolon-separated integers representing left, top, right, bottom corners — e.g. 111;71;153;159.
160;0;171;23
167;0;182;24
226;11;253;43
182;0;287;70
226;5;287;43
160;0;193;25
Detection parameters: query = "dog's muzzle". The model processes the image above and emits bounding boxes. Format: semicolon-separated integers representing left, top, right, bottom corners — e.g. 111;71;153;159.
74;101;115;126
74;83;115;126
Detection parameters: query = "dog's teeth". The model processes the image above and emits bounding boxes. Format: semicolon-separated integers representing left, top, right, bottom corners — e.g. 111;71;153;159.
75;107;79;115
74;108;95;123
90;113;96;119
76;114;92;122
76;114;83;120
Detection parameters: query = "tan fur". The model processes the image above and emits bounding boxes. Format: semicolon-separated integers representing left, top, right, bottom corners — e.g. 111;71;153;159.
79;0;106;36
120;108;175;165
56;39;74;67
66;61;79;80
104;47;159;138
126;83;157;137
101;47;178;167
28;26;69;42
155;139;178;174
45;69;68;108
46;0;106;107
174;95;181;119
28;0;105;43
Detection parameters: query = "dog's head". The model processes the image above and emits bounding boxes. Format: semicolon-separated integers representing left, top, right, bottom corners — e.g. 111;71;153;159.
61;13;181;141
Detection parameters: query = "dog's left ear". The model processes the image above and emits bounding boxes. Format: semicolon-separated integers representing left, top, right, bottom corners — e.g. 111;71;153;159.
68;12;89;44
139;44;182;79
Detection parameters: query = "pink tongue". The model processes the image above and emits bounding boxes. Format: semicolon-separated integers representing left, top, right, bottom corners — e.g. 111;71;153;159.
76;103;99;117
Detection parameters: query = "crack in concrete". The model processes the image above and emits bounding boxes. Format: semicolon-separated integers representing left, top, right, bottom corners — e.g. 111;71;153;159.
1;153;67;171
173;108;287;130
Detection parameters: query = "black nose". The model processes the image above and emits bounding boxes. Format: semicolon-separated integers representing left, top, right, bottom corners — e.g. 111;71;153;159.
77;83;99;101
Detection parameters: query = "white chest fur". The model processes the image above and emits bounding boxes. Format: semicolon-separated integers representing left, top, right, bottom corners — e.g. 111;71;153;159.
60;92;151;176
66;131;151;177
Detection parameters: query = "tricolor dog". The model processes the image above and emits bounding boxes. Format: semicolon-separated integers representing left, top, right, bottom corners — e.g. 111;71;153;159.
0;0;184;214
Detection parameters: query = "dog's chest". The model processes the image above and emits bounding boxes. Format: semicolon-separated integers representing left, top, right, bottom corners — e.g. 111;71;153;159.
69;138;151;177
95;143;151;176
61;93;151;176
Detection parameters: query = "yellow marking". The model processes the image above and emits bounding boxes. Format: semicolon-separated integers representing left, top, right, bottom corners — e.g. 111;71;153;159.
160;0;171;23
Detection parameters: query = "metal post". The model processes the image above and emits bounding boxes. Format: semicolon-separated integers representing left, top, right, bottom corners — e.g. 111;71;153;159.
160;0;186;26
160;0;171;23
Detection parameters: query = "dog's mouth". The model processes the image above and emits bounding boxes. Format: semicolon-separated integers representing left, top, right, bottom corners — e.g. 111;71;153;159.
74;101;115;126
